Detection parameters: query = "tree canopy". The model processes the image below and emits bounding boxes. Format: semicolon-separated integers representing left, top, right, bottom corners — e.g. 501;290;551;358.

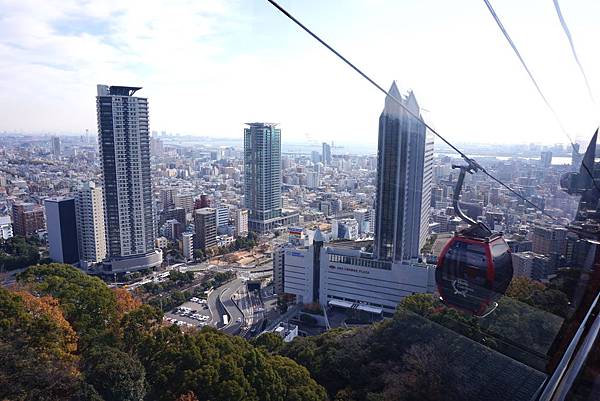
17;263;121;346
2;263;565;401
2;263;326;401
83;346;147;401
280;287;557;401
0;287;93;401
0;236;41;271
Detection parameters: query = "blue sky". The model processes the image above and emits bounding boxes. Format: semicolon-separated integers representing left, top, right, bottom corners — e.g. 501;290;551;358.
1;0;599;148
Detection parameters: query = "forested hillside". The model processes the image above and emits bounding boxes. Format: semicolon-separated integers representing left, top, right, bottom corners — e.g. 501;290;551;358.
0;264;326;401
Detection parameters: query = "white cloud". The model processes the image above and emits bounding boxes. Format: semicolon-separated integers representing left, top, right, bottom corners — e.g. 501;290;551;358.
0;0;242;134
1;0;599;148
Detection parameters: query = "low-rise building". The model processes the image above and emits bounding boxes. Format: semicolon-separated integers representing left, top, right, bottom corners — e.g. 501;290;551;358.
282;229;436;314
174;193;194;213
235;209;249;237
155;236;168;249
332;218;359;240
272;322;298;342
217;234;235;248
181;232;194;261
511;251;551;281
12;202;45;237
0;216;13;240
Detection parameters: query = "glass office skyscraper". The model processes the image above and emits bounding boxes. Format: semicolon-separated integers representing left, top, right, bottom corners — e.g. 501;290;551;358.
374;81;433;262
244;122;282;233
322;142;332;166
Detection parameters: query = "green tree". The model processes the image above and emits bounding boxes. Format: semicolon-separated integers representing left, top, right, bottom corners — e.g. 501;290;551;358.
507;276;570;317
0;235;40;271
1;264;328;401
136;325;326;401
251;332;284;354
193;249;205;261
280;293;552;401
269;355;328;401
17;263;120;346
169;270;195;283
379;342;467;401
83;346;147;401
120;304;163;353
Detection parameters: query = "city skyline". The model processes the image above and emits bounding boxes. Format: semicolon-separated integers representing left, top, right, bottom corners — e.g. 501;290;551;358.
2;2;600;400
1;0;599;146
0;75;593;400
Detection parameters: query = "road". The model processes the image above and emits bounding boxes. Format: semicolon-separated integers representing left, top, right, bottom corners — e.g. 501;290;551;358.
245;290;266;337
119;261;276;337
220;280;246;335
234;285;262;337
207;276;279;337
181;261;273;274
206;277;246;333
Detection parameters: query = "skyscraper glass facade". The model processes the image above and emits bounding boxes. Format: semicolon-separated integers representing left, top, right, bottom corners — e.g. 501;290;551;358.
244;123;282;223
374;82;433;261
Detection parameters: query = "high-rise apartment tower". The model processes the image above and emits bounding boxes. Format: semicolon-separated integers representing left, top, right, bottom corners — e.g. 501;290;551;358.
96;84;161;272
75;181;107;264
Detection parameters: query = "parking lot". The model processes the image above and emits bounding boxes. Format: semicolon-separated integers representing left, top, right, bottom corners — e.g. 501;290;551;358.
163;297;213;328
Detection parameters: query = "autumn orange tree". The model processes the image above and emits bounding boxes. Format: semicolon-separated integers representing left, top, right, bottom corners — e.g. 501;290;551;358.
176;392;200;401
0;287;99;401
114;287;143;319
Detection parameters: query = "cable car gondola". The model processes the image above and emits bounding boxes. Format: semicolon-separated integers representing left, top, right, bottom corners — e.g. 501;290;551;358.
436;163;514;316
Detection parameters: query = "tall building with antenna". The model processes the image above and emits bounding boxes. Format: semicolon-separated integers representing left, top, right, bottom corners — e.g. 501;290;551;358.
374;81;433;262
96;84;162;273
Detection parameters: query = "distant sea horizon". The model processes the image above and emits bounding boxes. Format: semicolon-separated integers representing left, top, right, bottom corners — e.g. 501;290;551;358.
435;153;572;165
0;131;575;163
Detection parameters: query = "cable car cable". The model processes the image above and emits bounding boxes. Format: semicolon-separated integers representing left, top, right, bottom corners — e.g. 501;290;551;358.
482;0;600;195
266;0;557;221
553;0;595;104
482;0;570;140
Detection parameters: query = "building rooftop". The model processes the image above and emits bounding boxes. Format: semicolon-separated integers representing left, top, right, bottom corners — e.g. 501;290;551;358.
245;122;279;128
97;84;143;97
44;196;74;203
328;239;372;250
328;299;383;315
